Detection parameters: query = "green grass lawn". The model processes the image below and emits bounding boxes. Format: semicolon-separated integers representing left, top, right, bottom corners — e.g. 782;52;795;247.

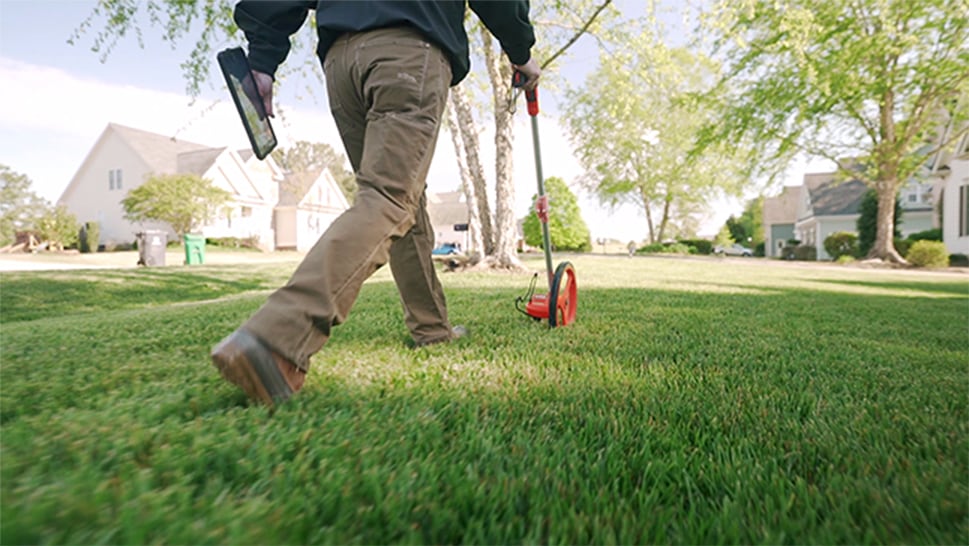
1;255;966;544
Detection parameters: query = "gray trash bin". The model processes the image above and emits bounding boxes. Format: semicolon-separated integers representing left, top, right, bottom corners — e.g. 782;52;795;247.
137;230;167;266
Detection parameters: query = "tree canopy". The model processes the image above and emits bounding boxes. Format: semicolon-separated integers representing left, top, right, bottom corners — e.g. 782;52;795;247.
271;141;356;202
121;173;231;237
563;31;745;244
698;0;969;261
0;165;47;247
521;177;591;252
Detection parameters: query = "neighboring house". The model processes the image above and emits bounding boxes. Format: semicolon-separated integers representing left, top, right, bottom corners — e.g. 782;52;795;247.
762;185;801;258
764;165;946;260
274;168;350;252
935;129;969;256
794;172;868;260
58;123;349;251
427;191;470;251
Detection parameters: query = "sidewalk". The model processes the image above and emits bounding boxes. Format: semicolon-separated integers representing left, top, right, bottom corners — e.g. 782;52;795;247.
0;250;305;272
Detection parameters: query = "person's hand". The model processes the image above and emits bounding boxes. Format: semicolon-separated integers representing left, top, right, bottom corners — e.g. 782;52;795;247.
512;57;541;91
251;70;275;117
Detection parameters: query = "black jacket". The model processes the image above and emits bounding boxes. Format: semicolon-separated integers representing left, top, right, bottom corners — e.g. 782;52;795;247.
235;0;535;86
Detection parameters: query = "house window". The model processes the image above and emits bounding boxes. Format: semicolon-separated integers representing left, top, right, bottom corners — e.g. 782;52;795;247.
960;184;969;237
907;193;917;203
108;169;122;190
241;206;252;218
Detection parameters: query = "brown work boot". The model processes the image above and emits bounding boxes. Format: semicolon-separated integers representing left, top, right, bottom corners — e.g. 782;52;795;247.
211;329;305;406
414;325;468;348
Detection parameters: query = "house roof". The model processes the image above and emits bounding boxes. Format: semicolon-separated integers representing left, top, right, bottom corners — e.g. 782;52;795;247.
108;123;214;174
278;169;323;207
807;177;868;216
428;191;468;226
177;147;227;176
763;185;801;225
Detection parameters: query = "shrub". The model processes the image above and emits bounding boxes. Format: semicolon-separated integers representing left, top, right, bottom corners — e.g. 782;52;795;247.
894;238;912;258
949;254;969;267
823;231;858;260
835;255;856;265
637;243;666;254
906;228;942;242
78;222;100;253
678;239;712;255
206;236;260;249
662;242;692;255
793;244;817;261
906;240;949;268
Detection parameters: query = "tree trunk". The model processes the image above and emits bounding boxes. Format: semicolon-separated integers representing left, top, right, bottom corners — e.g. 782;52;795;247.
870;92;906;264
640;188;656;243
444;97;485;257
870;179;906;263
483;29;525;270
656;195;672;243
448;85;494;254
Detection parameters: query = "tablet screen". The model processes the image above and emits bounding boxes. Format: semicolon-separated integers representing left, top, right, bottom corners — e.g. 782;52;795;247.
218;47;277;159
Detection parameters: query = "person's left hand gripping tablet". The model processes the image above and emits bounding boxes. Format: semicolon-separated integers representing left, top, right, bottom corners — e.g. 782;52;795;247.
251;70;275;117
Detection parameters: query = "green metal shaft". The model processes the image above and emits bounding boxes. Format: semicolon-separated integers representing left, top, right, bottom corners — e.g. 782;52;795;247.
530;114;554;292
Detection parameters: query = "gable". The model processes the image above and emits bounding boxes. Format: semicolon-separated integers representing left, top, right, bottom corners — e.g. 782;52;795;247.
763;185;801;225
109;123;213;174
277;167;349;210
807;178;868;217
428;191;468;227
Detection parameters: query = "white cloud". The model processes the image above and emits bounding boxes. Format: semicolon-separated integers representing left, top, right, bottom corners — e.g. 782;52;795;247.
0;57;700;241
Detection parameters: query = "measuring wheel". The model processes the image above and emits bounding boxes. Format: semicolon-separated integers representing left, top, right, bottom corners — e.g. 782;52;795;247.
548;261;577;327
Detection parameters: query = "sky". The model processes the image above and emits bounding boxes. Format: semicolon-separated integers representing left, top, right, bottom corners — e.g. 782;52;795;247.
0;0;827;241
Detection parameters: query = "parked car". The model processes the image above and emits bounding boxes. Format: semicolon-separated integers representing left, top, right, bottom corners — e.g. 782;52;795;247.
714;243;753;257
431;243;461;256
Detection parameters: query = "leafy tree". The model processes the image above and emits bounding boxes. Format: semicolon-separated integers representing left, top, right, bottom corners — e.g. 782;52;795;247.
36;205;79;251
857;189;903;257
521;177;591;251
0;165;47;247
698;0;969;263
725;197;764;250
713;225;734;248
563;30;745;244
271;141;356;202
72;1;615;270
121;174;231;238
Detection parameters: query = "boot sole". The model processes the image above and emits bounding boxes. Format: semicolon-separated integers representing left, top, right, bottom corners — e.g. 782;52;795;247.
211;332;292;406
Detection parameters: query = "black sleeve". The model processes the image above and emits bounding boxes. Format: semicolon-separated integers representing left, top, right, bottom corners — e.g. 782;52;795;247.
468;0;535;65
234;1;314;78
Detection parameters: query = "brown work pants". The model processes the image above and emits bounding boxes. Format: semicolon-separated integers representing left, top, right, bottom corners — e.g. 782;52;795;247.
243;27;454;371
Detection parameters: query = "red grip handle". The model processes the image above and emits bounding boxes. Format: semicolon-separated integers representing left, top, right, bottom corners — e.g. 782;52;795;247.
525;89;539;116
513;70;539;116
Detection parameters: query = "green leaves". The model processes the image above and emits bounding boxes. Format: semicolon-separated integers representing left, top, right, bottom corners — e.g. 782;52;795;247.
121;173;231;237
521;177;591;251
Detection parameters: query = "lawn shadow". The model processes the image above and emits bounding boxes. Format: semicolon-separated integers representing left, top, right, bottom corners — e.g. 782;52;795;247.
0;267;278;323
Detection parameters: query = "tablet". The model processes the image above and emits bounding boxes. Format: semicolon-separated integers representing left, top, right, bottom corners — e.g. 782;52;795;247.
217;47;277;160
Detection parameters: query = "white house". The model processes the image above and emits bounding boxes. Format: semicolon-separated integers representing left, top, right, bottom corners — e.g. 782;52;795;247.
427;191;470;251
58;123;349;250
274;167;350;252
936;130;969;256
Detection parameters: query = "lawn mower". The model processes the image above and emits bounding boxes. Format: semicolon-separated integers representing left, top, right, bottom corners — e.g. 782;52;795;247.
512;73;578;328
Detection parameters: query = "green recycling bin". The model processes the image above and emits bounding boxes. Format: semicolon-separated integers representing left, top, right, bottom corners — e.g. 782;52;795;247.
184;234;206;265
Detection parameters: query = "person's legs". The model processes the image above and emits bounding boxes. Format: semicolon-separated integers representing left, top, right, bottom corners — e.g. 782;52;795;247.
235;27;453;370
389;194;452;345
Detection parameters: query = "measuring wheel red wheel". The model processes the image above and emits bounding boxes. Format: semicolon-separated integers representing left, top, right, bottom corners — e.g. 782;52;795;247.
548;261;577;327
